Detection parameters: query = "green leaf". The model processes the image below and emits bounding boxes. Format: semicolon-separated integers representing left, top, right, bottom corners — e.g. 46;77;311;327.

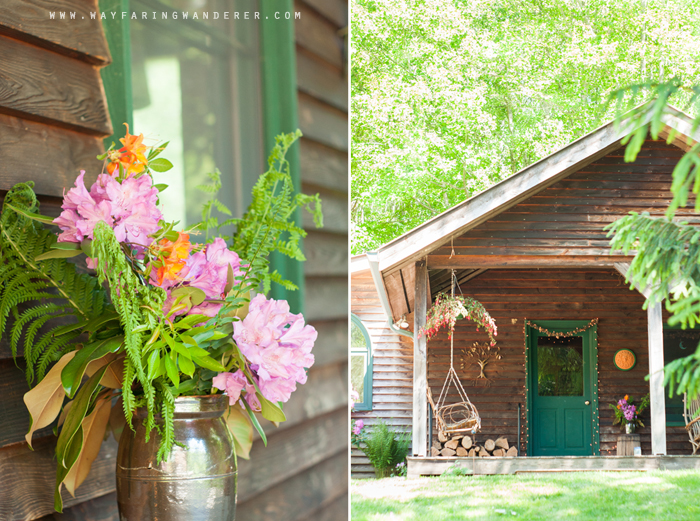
56;365;108;467
148;141;169;160
224;406;253;459
146;350;161;381
178;355;195;377
163;331;191;360
80;239;93;258
242;396;266;446
35;249;83;261
191;353;226;372
61;336;124;398
170;287;206;307
257;393;286;422
149;158;174;172
50;242;80;251
54;424;83;512
155;183;169;192
164;353;180;388
224;264;235;295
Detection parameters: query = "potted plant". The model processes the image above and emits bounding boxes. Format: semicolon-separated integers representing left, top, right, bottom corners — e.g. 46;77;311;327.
419;292;497;344
0;126;322;519
610;394;650;434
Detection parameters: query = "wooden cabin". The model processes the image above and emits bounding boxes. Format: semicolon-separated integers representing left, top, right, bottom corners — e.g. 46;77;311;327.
351;105;700;478
0;1;348;518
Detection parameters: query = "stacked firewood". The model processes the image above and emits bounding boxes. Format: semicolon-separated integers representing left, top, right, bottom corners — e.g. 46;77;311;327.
430;433;518;457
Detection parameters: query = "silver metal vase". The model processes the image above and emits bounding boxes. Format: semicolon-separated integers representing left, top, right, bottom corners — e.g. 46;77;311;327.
116;394;237;520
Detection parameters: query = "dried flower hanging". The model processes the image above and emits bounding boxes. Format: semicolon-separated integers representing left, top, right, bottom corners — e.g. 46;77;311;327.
419;293;497;345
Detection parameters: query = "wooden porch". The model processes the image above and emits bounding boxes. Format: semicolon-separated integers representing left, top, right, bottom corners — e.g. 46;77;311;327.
407;455;700;477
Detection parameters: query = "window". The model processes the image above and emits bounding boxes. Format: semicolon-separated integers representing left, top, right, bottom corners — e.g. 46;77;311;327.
663;328;700;426
351;314;372;411
99;0;304;311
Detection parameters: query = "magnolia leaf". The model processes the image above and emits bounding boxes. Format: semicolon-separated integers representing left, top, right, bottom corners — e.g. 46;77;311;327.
57;400;74;429
86;353;125;389
149;157;174;172
171;286;206;306
24;351;76;448
242;396;266;446
224;264;235;295
54;424;83;512
63;393;112;497
35;249;83;261
56;365;109;467
62;336;124;398
109;397;126;443
80;239;93;257
224;405;253;460
257;393;286;423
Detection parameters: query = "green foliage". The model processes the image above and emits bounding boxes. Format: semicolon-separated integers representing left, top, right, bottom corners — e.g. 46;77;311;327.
193;169;234;242
356;421;410;475
352;0;700;253
229;130;322;296
0;183;109;383
91;221;165;439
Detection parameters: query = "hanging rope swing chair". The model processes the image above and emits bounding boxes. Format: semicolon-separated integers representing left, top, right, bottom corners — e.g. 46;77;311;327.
428;270;481;437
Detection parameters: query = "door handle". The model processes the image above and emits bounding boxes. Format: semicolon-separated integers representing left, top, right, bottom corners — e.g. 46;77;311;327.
584;401;590;405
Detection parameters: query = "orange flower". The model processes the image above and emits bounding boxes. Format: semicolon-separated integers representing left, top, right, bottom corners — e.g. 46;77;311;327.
107;124;149;177
624;395;629;401
154;232;191;286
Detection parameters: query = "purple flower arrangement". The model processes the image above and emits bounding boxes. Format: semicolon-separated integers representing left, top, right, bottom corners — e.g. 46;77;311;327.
610;394;650;432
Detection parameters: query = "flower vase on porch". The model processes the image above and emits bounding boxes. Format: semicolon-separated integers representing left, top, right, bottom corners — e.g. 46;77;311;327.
117;395;236;520
2;129;322;514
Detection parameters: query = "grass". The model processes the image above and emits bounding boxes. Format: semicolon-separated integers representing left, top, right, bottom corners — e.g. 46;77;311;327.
351;470;700;520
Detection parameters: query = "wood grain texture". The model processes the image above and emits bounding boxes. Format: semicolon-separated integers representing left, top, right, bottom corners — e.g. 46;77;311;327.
0;436;117;520
0;115;103;196
297;92;348;151
305;277;347;321
39;492;118;521
299;138;347;192
302;186;348;234
304;231;348;276
300;0;348;27
297;48;347;111
237;408;347;504
236;452;347;521
0;0;111;65
294;1;344;69
0;36;112;135
308;320;348;368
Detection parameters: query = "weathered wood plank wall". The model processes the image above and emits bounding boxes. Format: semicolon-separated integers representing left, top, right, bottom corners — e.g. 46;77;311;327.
351;270;413;479
0;1;115;519
426;269;689;457
236;1;349;518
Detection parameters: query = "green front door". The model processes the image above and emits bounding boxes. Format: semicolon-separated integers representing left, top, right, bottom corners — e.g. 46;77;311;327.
527;321;598;456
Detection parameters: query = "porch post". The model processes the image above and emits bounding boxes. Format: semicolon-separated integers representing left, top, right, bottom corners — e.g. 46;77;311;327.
413;260;428;456
647;302;667;455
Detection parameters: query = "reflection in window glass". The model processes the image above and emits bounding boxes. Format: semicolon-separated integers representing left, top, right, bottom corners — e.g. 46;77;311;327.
351;353;366;402
131;0;263;233
351;317;372;410
537;336;583;397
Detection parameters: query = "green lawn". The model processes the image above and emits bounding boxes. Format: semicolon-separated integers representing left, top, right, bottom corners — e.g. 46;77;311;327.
351;470;700;520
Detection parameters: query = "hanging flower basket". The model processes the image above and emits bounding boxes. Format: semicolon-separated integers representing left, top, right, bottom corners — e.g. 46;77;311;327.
419;293;497;345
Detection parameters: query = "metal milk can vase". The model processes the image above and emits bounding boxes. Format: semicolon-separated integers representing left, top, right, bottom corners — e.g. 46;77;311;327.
116;395;237;520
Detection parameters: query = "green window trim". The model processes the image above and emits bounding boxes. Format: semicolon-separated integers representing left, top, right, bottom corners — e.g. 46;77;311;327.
98;1;305;314
351;314;373;411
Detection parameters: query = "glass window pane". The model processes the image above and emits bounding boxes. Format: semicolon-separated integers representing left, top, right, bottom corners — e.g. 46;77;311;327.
130;0;262;233
351;321;366;349
537;336;583;397
351;354;366;402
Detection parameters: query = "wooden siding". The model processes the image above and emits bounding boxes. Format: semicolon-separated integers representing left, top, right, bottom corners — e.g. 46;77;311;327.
433;140;697;261
424;269;689;457
236;1;349;518
351;270;413;479
0;1;114;519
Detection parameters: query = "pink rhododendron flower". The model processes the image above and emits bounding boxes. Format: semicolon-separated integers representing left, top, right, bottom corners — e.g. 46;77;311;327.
212;370;260;411
181;238;243;298
352;420;364;435
233;294;316;404
75;200;114;240
351;388;360;409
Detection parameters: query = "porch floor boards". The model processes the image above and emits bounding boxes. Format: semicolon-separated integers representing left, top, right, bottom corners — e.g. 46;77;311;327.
407;455;700;477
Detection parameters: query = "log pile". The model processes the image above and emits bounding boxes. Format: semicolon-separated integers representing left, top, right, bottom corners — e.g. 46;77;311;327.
430;434;518;458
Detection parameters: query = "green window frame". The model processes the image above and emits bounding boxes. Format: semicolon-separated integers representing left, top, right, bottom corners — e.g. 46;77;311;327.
98;0;304;313
351;314;373;411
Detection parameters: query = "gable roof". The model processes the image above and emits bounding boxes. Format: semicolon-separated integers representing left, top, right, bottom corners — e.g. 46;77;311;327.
363;103;698;276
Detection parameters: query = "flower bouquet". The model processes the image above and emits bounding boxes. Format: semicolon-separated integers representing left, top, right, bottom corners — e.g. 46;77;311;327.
610;394;650;433
0;126;322;514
